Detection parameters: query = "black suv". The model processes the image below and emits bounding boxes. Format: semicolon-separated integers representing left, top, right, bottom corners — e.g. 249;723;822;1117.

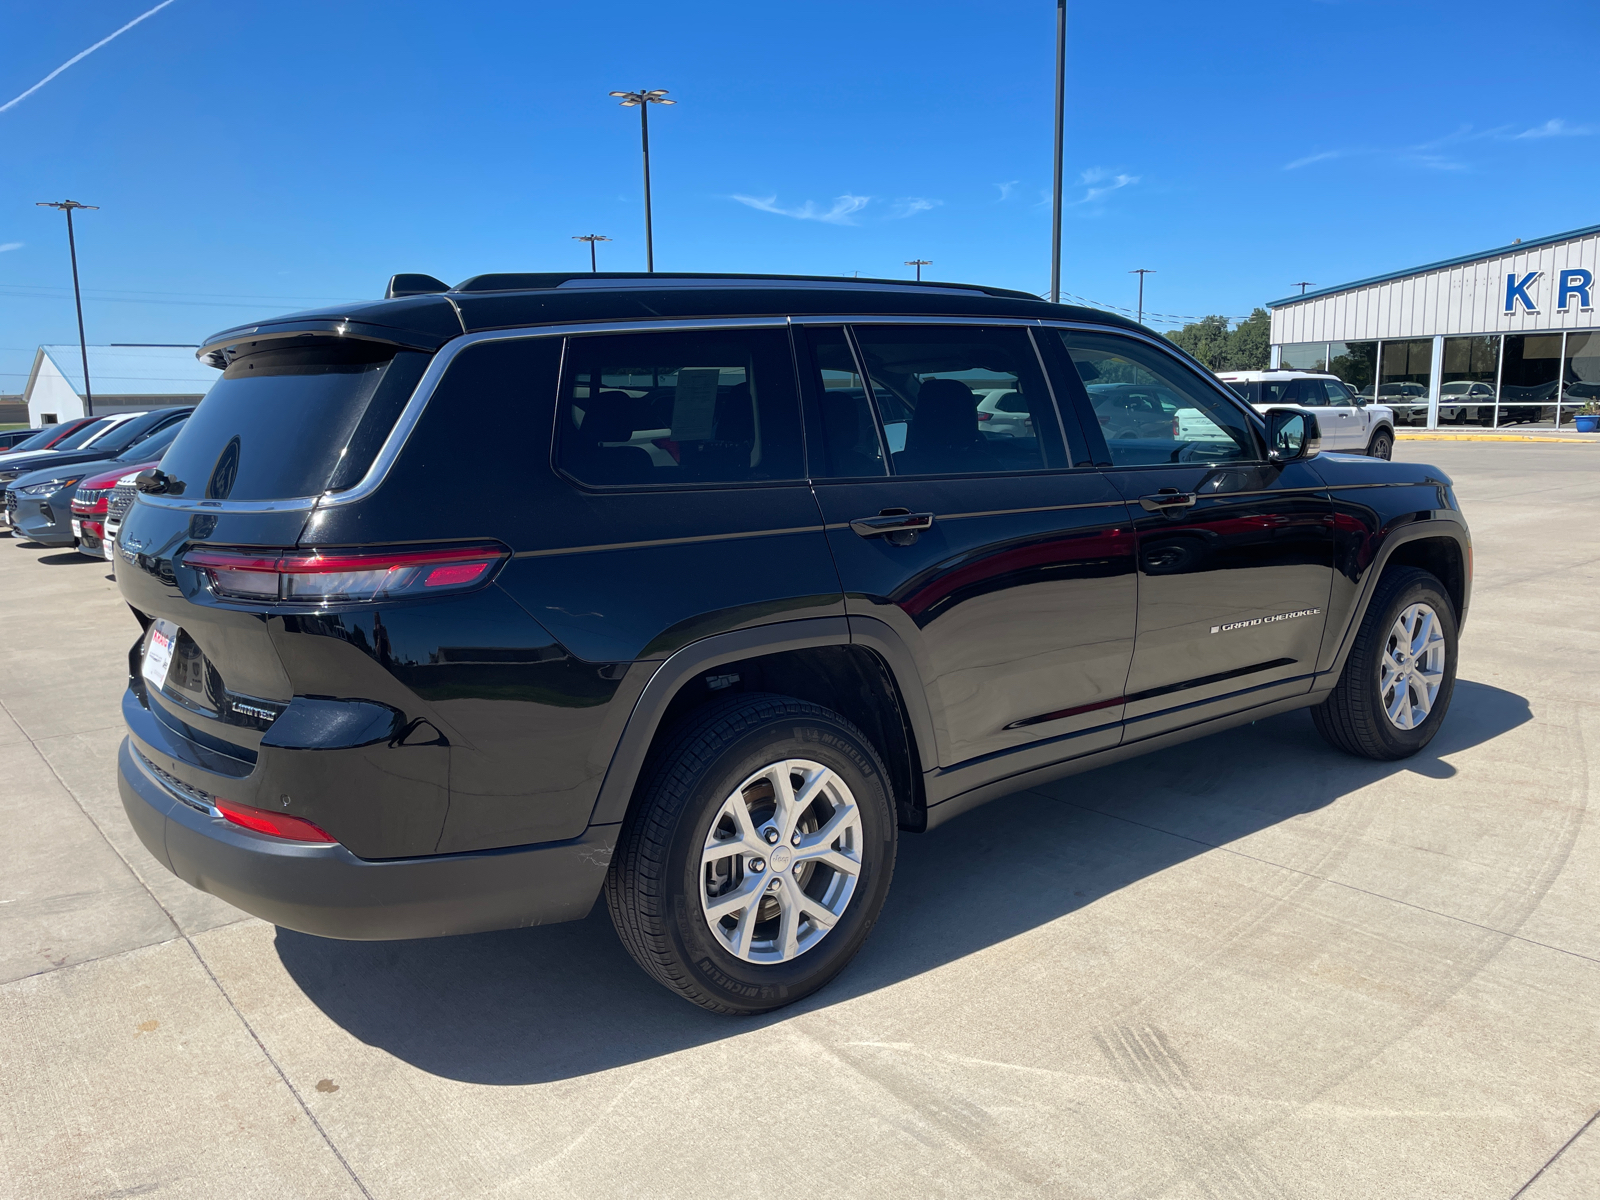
115;273;1470;1014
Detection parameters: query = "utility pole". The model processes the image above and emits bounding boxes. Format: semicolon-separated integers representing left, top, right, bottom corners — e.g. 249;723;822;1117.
1129;268;1155;325
608;89;676;272
906;259;932;282
1293;281;1312;295
1050;0;1067;304
36;199;99;416
573;234;612;272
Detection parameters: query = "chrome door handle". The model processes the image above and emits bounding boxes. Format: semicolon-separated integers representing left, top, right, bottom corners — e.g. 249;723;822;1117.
850;510;935;540
1137;491;1197;512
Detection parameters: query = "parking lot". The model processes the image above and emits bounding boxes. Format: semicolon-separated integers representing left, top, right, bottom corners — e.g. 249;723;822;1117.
1;441;1596;1199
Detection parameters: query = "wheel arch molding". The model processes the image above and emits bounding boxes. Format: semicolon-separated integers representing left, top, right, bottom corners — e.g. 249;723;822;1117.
1322;518;1470;679
586;616;937;832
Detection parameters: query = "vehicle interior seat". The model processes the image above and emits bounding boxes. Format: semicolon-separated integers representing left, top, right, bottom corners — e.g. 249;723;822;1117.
569;390;654;483
681;383;757;479
893;377;998;476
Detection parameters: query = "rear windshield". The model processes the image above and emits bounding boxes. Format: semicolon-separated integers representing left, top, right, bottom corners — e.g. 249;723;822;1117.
9;427;66;452
157;345;432;501
53;418;117;450
116;419;186;463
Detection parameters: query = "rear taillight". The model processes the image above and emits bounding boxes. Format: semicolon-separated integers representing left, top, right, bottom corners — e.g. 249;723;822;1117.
216;798;337;843
1172;416;1180;437
976;411;991;421
184;544;508;604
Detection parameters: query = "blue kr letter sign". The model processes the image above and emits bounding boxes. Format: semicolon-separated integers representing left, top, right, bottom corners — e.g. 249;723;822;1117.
1505;271;1541;314
1558;269;1593;312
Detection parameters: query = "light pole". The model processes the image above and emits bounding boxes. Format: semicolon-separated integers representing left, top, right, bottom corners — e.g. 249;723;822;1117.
573;234;612;272
608;89;676;272
905;259;932;282
1129;268;1155;325
36;199;99;416
1293;281;1312;295
1050;0;1068;304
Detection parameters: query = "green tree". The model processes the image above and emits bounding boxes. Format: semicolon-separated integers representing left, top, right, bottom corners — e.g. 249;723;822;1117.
1164;308;1272;372
1165;314;1232;369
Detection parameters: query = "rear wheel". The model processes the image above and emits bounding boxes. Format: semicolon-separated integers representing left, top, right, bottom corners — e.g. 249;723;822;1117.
1311;567;1457;760
1366;428;1394;459
605;693;898;1014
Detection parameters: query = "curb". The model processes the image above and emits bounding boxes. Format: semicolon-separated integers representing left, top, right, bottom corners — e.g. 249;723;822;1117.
1395;433;1599;444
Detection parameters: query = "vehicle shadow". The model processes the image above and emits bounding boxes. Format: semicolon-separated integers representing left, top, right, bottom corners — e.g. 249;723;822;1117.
274;678;1530;1085
35;551;97;565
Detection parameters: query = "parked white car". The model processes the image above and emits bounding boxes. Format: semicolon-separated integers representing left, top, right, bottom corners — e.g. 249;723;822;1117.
1214;371;1396;458
974;388;1034;439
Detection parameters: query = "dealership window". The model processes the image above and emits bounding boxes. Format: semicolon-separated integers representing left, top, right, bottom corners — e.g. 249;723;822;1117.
1561;332;1600;420
1278;342;1329;372
1377;339;1433;427
1499;335;1562;429
1329;342;1377;397
1439;336;1500;426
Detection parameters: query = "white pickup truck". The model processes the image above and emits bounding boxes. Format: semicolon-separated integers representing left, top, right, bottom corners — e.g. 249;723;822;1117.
1209;370;1396;459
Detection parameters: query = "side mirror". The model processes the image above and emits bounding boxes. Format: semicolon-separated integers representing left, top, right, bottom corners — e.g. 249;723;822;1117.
1265;408;1320;463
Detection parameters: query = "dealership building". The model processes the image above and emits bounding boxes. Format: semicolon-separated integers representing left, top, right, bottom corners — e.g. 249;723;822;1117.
1267;222;1599;429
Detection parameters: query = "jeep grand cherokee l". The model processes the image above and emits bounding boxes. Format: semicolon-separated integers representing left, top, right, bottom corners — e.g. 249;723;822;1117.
115;272;1470;1014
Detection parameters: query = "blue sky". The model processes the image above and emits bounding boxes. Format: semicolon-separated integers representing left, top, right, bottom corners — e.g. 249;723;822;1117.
3;0;1598;394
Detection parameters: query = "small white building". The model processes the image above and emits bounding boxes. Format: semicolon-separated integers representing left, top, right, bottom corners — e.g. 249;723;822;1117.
1267;223;1600;429
23;345;216;426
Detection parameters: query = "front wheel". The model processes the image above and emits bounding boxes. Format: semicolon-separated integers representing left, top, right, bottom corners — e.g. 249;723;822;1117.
1311;567;1458;760
605;693;898;1014
1366;428;1394;459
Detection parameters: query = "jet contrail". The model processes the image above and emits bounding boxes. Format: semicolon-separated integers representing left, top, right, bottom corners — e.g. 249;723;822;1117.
1;0;178;115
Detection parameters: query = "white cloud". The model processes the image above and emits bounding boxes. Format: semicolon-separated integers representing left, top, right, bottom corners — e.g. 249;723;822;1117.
994;180;1019;200
890;197;940;219
0;242;21;252
1517;118;1594;139
1284;150;1342;170
731;193;871;225
1076;168;1139;204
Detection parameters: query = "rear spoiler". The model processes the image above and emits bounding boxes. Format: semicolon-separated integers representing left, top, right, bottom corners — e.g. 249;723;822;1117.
197;296;464;368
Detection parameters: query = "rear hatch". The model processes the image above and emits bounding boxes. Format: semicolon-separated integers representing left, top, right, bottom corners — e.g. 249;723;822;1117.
116;331;442;848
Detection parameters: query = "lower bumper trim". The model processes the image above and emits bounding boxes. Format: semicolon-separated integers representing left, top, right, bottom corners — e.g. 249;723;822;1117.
118;736;617;940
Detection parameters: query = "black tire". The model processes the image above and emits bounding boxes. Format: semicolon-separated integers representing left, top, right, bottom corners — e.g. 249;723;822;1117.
1366;428;1394;459
1311;567;1458;760
605;692;898;1015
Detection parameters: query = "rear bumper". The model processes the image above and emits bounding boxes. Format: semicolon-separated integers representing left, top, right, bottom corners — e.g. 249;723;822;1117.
119;736;617;940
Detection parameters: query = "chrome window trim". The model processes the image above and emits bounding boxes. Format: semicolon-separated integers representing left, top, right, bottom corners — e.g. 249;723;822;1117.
137;310;1268;516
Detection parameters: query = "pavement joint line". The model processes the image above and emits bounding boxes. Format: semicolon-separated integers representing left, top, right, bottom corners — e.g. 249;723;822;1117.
0;691;375;1200
1028;790;1600;969
1508;1106;1600;1199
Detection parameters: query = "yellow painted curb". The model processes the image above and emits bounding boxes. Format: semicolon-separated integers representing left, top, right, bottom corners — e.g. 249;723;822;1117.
1395;433;1598;444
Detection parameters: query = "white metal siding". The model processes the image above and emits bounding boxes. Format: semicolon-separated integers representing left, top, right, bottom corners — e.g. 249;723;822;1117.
1270;229;1600;345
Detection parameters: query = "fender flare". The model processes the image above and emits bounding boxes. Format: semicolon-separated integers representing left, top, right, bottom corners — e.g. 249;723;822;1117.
586;615;938;827
1320;516;1469;682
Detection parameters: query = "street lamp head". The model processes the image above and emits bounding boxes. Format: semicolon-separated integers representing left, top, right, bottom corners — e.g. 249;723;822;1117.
572;234;612;243
609;89;675;106
37;199;99;211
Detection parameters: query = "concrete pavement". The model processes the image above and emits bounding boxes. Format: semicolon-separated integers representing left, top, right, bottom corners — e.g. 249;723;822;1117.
1;443;1596;1198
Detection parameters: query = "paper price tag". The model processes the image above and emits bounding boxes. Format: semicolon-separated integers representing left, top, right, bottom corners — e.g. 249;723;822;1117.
142;620;178;689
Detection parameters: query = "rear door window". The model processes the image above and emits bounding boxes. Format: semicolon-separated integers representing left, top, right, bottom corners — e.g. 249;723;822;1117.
844;325;1072;476
555;328;803;486
157;345;432;501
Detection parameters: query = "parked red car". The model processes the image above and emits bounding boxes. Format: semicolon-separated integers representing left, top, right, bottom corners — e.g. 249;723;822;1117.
72;460;160;558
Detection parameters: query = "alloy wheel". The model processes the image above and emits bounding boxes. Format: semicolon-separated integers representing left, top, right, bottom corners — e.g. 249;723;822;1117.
699;759;863;964
1379;602;1446;729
